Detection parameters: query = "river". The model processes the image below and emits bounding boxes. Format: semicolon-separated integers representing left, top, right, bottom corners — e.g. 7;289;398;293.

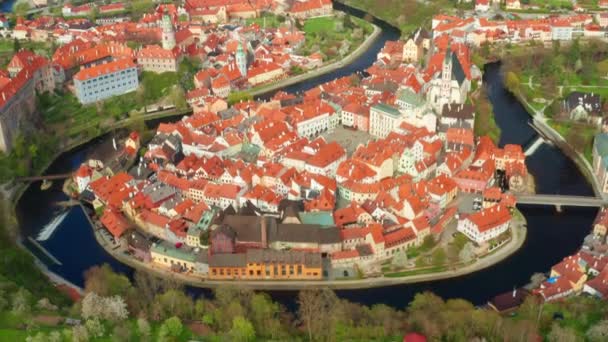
0;0;16;13
14;5;598;309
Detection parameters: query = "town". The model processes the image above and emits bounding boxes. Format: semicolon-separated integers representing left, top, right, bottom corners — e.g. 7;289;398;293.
49;2;545;282
2;0;608;312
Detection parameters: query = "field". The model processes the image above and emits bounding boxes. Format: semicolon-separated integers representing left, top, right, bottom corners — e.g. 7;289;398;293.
303;17;339;34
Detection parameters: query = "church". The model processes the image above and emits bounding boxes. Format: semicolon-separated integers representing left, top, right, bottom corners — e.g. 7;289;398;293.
424;43;472;113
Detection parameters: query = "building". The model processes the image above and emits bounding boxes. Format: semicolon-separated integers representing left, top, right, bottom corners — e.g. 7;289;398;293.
208;249;323;280
0;67;36;152
369;103;402;138
564;91;602;123
73;59;139;104
457;205;511;244
161;13;176;50
137;45;179;73
593;133;608;194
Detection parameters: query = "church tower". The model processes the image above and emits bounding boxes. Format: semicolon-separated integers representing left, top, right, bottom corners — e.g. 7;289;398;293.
236;42;247;77
161;13;176;50
440;44;453;102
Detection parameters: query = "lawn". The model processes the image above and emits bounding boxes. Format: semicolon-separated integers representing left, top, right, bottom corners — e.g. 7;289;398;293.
384;265;448;278
245;12;284;28
303;17;338;34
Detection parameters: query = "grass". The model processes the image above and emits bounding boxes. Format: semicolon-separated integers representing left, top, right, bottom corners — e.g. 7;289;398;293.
384;265;448;278
245;12;284;28
303;17;338;34
547;119;598;163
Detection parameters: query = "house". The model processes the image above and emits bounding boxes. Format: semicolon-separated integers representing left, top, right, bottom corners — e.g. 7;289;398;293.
505;0;521;10
583;266;608;299
73;58;139;104
475;0;490;12
74;164;93;193
137;45;179;73
564;92;602;123
549;254;588;293
402;28;426;63
551;22;574;41
592;133;608;194
457;205;511;244
289;0;333;20
369;103;402;138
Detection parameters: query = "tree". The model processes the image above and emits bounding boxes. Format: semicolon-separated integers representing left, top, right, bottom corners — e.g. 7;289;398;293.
432;247;447;266
587;320;608;342
159;316;183;339
249;293;283;339
298;288;338;341
548;323;578;342
171;86;187;110
228;316;256;342
85;318;105;338
71;325;89;342
391;250;408;269
137;317;151;337
157;289;194;320
12;288;31;314
458;242;475;263
504;71;520;95
84;264;132;297
13;3;31;17
13;38;20;53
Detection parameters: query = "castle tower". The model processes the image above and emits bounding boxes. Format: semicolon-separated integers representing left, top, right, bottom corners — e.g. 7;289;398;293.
161;13;176;50
440;44;453;102
236;42;247;77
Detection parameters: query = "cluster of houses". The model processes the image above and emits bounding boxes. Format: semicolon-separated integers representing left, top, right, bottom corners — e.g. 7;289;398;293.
431;12;606;47
0;1;340;152
529;208;608;302
70;10;531;280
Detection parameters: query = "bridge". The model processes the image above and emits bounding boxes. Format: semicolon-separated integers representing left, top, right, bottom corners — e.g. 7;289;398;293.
15;174;71;182
517;194;608;208
524;136;545;156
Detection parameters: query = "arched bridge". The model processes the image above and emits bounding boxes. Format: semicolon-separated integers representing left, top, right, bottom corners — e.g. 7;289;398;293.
517;195;608;208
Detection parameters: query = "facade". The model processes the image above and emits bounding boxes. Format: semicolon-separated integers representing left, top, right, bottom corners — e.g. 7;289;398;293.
0;68;36;152
73;59;139;104
369;103;402;138
208;249;323;280
457;205;511;244
137;45;179;73
161;14;176;50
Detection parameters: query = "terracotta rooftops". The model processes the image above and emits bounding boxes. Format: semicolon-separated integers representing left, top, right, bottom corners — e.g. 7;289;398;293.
74;58;136;82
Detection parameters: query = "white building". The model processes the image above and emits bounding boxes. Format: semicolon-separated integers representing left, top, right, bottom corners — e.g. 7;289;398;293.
369;103;402;138
457;205;511;244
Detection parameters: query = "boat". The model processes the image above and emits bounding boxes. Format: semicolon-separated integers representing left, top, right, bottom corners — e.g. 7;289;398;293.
36;211;69;241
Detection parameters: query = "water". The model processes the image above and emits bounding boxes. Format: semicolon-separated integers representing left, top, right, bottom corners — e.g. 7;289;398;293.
14;5;597;309
0;0;15;13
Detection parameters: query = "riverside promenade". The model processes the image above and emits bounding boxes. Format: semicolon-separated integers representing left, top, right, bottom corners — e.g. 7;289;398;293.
86;203;527;290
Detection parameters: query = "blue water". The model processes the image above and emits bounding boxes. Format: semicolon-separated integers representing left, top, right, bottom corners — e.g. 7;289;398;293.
0;0;16;13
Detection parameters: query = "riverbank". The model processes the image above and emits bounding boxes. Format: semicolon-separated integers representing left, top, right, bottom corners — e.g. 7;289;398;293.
250;23;381;98
85;198;527;290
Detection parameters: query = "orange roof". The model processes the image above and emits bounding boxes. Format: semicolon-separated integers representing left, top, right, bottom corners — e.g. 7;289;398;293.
466;205;511;233
74;58;136;82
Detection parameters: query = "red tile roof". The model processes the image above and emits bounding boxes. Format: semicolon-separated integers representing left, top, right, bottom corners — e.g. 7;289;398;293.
74;58;136;82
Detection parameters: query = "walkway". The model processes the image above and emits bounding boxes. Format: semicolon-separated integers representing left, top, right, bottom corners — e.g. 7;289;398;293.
89;204;528;290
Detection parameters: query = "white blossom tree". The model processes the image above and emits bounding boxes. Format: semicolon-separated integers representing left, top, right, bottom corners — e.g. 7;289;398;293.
85;318;105;338
72;325;89;342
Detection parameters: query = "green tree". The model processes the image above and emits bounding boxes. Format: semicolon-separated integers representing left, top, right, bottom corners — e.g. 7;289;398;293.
13;38;20;53
228;316;256;342
432;247;447;266
159;316;183;340
391;250;408;269
298;288;338;341
505;71;520;94
13;3;31;17
170;86;187;110
227;91;253;106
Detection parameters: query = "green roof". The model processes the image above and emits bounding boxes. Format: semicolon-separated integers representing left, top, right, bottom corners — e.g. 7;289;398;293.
372;103;401;118
397;89;423;107
151;242;198;262
298;211;335;227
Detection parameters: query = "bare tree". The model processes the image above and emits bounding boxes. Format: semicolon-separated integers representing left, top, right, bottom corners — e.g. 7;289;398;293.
297;288;338;341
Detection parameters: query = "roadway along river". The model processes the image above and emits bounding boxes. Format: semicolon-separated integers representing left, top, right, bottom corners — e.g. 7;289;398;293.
15;4;598;309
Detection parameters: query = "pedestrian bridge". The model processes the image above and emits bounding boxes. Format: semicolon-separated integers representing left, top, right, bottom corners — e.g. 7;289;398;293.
517;194;608;208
